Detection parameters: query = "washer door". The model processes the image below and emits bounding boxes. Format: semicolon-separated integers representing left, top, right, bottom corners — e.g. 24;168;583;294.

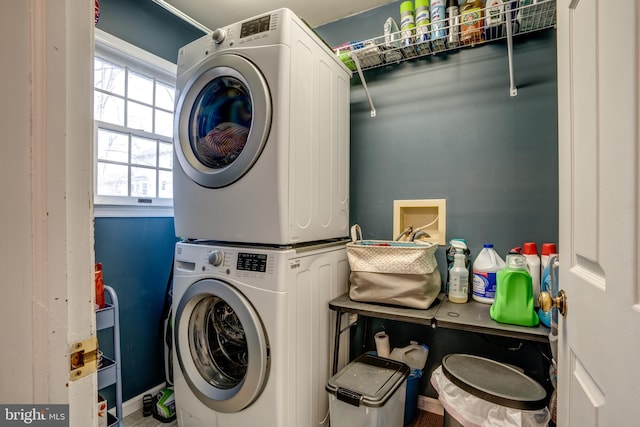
174;279;270;413
174;54;272;188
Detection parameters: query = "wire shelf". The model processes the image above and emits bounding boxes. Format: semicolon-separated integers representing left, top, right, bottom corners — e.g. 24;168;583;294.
334;0;556;73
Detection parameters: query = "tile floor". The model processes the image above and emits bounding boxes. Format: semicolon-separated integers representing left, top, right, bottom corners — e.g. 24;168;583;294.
122;408;442;427
123;409;177;427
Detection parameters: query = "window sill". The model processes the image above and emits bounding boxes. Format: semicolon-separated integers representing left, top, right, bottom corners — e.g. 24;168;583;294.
94;204;174;218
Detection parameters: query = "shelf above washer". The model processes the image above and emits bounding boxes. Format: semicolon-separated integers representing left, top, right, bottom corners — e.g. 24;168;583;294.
333;0;557;114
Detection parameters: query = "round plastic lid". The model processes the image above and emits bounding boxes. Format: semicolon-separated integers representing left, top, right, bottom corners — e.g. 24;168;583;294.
522;242;538;255
483;243;493;248
541;243;558;256
400;1;415;13
442;354;547;411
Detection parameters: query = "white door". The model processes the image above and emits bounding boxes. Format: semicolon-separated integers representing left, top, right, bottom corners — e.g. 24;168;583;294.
0;1;96;425
556;0;639;424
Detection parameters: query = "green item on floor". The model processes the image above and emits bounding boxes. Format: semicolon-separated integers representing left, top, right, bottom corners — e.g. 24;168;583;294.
152;387;176;423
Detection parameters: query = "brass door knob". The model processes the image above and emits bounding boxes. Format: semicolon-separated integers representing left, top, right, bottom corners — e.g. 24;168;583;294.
538;289;567;316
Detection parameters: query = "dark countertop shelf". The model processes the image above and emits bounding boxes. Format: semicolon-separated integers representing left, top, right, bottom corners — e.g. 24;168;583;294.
329;293;550;343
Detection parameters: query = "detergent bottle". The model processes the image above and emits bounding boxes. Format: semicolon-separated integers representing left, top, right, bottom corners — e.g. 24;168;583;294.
522;242;541;307
490;254;540;327
472;244;505;304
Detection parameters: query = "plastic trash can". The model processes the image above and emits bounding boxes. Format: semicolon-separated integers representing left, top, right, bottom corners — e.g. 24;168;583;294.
326;353;410;427
430;354;550;427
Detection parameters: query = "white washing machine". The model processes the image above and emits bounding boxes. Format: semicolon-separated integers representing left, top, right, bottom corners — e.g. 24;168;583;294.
172;240;349;427
173;8;351;245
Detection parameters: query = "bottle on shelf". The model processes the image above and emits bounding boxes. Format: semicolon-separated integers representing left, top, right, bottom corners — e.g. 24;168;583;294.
449;250;469;303
459;0;485;45
522;242;541;307
490;254;540;327
414;0;432;55
430;0;447;51
485;0;516;40
472;243;505;304
400;1;418;58
446;239;471;294
446;0;460;48
540;242;557;270
539;243;558;327
95;263;105;310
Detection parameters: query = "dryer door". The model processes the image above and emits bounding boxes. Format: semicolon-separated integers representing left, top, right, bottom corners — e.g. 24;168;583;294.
174;54;271;188
174;279;270;413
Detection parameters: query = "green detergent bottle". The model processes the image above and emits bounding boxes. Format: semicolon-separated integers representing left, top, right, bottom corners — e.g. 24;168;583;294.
490;254;539;327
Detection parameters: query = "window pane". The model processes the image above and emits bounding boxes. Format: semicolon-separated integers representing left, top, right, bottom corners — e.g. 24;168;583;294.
97;129;129;163
131;167;157;197
94;58;125;96
131;136;157;166
156;81;175;111
96;162;129;196
159;142;173;169
127;100;153;133
155;109;173;138
158;170;173;198
128;71;153;104
95;91;125;126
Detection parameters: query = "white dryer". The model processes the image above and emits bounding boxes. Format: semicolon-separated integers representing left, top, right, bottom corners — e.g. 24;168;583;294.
173;8;351;245
172;240;349;427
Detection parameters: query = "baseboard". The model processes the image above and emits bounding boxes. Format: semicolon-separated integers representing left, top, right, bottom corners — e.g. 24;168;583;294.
118;383;169;419
417;395;444;416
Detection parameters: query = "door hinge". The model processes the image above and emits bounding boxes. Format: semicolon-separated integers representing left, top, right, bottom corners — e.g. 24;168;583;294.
69;336;98;381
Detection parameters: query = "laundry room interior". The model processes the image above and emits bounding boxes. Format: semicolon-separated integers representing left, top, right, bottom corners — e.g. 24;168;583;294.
87;0;562;426
6;0;639;425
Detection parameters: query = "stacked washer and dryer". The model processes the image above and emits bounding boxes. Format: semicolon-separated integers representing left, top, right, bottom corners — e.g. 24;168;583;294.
171;8;351;427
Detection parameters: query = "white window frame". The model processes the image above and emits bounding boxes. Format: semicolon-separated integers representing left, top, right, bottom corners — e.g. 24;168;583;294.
94;29;177;217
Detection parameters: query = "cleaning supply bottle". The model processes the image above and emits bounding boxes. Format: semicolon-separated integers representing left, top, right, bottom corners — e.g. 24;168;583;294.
445;239;470;292
490;254;540;327
459;0;485;45
449;251;469;303
472;244;505;304
400;1;417;58
484;0;517;40
414;0;432;55
540;242;557;270
430;0;447;51
446;0;460;48
539;245;557;327
522;242;541;307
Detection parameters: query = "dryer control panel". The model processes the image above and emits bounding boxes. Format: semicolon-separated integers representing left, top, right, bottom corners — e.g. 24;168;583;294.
240;15;271;38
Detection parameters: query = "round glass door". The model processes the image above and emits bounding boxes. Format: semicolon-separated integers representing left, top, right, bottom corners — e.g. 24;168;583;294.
175;54;271;188
175;279;270;413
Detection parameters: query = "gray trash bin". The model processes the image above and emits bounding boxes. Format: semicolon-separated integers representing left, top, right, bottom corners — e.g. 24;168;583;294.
430;354;550;427
326;353;410;427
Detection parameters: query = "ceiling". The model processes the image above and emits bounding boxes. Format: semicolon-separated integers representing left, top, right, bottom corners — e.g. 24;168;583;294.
158;0;392;32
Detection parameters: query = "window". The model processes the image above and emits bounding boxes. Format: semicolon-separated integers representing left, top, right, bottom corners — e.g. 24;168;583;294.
94;30;177;215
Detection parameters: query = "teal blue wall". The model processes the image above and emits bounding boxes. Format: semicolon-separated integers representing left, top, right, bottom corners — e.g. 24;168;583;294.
95;0;205;62
316;3;558;279
316;2;557;399
95;217;176;406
